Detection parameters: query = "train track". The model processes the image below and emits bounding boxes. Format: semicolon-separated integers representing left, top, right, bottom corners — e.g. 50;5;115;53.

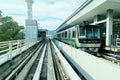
0;39;70;80
0;40;44;80
83;47;120;65
101;54;120;64
0;40;43;80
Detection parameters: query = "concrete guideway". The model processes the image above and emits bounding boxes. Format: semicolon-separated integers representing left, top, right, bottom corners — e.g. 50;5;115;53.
55;40;120;80
0;40;40;79
15;43;44;80
47;41;56;80
1;39;81;80
52;40;81;80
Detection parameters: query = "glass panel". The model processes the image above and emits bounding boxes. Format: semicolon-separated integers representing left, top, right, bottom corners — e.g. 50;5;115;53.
86;27;93;39
79;26;86;38
94;28;100;39
72;30;75;37
80;27;85;36
65;32;67;37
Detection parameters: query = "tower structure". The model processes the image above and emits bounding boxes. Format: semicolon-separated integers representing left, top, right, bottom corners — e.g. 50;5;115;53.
25;0;33;20
25;0;38;41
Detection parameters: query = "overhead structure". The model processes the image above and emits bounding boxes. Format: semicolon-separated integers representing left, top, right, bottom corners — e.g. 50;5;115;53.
56;0;120;47
38;29;48;39
25;0;38;41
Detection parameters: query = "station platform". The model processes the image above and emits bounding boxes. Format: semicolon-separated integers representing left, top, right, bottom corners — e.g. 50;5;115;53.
55;40;120;80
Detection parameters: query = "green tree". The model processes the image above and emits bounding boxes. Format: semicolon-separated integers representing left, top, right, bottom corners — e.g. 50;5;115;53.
0;16;24;41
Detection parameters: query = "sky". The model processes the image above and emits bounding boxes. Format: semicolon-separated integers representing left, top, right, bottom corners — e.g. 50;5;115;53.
0;0;85;30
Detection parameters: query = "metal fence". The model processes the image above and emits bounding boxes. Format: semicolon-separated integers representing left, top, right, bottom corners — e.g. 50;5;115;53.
0;40;24;55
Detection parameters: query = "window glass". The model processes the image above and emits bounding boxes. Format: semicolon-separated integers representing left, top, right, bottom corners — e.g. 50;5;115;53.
65;31;67;37
80;27;85;36
72;30;75;37
86;27;93;39
94;28;100;39
79;26;86;38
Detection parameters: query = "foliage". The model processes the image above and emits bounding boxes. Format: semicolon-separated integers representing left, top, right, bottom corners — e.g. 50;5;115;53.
0;16;24;41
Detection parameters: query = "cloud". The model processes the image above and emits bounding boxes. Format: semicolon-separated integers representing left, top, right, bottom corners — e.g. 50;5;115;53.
34;16;62;21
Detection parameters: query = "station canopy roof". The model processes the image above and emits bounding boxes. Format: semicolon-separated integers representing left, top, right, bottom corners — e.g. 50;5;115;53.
56;0;120;32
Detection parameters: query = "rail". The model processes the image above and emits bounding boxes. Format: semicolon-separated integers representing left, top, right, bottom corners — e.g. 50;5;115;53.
3;40;43;80
51;40;81;80
33;44;47;80
15;43;44;80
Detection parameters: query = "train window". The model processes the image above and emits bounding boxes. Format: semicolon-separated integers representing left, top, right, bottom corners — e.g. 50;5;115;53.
63;32;65;37
65;31;67;37
57;34;59;37
94;28;100;39
72;30;76;37
62;33;64;37
79;26;86;38
60;34;61;38
86;27;93;39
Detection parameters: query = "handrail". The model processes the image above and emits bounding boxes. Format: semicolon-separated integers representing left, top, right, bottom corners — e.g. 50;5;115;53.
0;39;40;66
0;40;24;55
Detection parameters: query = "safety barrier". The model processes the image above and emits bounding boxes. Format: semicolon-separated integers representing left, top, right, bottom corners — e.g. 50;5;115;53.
0;39;39;65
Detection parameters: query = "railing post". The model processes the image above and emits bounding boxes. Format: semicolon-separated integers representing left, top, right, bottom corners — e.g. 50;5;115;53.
19;40;22;54
8;41;12;60
17;40;20;54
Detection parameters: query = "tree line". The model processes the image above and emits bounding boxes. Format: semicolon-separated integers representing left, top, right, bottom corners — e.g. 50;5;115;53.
0;16;24;41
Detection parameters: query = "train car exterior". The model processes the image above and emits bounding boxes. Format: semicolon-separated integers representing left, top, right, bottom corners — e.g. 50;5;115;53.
56;25;101;52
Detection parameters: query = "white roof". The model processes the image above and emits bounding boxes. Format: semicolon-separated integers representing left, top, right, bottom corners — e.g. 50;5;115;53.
56;0;120;32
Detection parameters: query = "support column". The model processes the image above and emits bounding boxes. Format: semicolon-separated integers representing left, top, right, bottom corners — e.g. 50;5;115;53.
94;15;98;23
81;21;87;26
93;15;99;25
106;9;113;46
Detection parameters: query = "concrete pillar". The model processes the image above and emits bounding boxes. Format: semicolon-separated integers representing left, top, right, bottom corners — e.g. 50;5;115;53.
82;21;87;26
93;15;100;25
106;9;113;46
94;15;98;23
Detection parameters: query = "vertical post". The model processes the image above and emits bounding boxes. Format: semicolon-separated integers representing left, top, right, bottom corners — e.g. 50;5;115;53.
93;15;99;25
8;41;12;60
94;15;98;23
106;9;113;46
17;40;21;54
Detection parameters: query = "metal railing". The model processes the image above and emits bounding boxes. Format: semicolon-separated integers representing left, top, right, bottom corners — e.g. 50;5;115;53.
0;40;24;55
0;39;39;65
